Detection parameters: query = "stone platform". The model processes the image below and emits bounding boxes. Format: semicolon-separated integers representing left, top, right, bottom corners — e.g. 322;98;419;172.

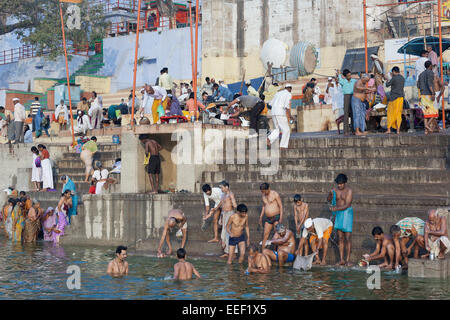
409;258;450;279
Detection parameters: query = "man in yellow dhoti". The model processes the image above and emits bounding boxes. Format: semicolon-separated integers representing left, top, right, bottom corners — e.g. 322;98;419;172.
146;85;168;124
385;67;405;134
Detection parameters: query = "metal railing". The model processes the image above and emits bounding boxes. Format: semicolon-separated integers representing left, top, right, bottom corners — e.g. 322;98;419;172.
92;0;138;13
0;43;94;66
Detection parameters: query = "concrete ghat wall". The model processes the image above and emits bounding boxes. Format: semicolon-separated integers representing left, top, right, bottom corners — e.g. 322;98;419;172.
201;0;392;83
62;193;175;247
101;27;202;93
0;55;88;92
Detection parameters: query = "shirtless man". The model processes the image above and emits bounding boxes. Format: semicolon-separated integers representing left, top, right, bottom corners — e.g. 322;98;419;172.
259;183;283;250
226;204;250;264
107;245;129;276
157;209;187;258
363;227;395;269
433;75;445;129
173;248;201;280
293;194;309;239
328;174;354;266
217;181;237;258
142;136;163;194
263;224;296;267
352;74;376;136
299;218;333;265
423;209;449;260
247;244;271;274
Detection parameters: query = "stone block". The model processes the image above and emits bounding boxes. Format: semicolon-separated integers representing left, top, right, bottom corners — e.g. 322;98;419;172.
408;258;450;279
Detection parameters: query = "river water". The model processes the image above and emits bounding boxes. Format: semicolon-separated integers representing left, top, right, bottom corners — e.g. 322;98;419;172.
0;239;448;300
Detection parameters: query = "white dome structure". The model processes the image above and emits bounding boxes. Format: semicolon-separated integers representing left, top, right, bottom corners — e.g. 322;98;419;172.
260;38;288;69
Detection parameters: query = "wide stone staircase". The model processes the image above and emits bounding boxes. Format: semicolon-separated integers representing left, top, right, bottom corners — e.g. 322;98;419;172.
144;133;450;262
29;143;121;238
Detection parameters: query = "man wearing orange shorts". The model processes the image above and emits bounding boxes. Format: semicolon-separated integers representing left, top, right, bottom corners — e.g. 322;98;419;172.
298;218;333;265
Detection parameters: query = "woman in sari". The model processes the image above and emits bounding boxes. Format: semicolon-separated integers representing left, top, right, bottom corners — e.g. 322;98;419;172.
31;146;42;192
41;207;57;242
37;144;54;191
80;136;98;182
11;198;26;242
23;201;41;243
53;191;71;244
2;198;16;239
61;175;78;224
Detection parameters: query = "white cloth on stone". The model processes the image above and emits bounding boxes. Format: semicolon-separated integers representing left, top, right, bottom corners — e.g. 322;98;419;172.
41;158;54;189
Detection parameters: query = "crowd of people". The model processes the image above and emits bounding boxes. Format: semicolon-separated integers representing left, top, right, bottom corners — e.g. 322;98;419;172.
102;172;449;279
0;181;76;245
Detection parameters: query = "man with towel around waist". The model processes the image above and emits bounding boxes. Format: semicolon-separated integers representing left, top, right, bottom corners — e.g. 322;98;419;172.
328;173;354;266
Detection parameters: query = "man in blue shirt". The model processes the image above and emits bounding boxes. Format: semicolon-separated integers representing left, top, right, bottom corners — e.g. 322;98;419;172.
337;69;357;135
212;83;234;102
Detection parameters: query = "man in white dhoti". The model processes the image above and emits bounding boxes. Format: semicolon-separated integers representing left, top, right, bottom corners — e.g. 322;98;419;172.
55;100;69;131
74;110;92;135
268;84;293;149
89;92;103;129
140;87;154;122
424;208;450;260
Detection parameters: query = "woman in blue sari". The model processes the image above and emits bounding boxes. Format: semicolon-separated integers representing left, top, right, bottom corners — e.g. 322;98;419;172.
60;175;78;224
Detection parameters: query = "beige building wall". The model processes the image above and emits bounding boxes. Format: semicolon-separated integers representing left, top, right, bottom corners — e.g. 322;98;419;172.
33;79;59;93
75;75;111;94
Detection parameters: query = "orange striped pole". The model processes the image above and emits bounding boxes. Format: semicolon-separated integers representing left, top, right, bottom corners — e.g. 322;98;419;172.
131;0;143;129
438;0;446;129
193;0;200;119
59;2;76;147
188;1;195;84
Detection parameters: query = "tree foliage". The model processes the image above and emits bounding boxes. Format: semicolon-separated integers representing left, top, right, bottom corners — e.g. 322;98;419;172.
0;0;107;60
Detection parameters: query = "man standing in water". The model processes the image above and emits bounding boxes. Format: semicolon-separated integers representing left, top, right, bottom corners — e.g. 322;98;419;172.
259;183;283;249
157;209;187;258
107;246;129;276
328;174;354;266
142;136;163;194
217;181;237;258
226;204;250;265
173;248;201;280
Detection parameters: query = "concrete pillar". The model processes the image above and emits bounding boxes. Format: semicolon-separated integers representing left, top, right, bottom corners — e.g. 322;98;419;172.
120;133;147;193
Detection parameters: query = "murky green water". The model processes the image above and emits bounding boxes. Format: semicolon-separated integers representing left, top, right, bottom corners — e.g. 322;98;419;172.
0;239;449;299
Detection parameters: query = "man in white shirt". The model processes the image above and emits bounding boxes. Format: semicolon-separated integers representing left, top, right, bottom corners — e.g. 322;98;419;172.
55;99;69;131
92;161;109;194
140;87;154;120
268;84;293;149
201;77;214;96
13;98;26;143
146;84;168;124
415;50;430;80
159;67;173;94
245;80;259;97
201;184;224;242
89;92;103;129
298;217;334;265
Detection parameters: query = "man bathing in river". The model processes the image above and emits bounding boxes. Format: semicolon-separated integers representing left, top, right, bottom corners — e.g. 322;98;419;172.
293;194;309;239
216;181;238;258
201;184;223;243
157;209;187;258
173;248;201;280
263;224;296;267
259;183;283;249
226;204;250;265
107;245;129;276
247;244;271;274
363;227;395;269
298;217;333;265
328;174;354;266
423;208;449;260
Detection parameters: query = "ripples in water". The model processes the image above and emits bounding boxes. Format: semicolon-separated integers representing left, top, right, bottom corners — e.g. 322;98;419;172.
0;239;448;299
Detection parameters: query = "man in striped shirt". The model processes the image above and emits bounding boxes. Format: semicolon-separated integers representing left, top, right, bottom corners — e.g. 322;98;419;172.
30;97;41;136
